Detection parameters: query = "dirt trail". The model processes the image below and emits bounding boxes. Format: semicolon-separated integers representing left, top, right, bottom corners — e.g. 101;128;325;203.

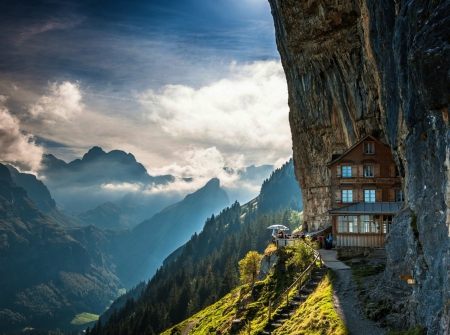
332;268;385;335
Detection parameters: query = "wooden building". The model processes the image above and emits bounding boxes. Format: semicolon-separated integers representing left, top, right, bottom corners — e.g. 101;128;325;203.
327;135;403;248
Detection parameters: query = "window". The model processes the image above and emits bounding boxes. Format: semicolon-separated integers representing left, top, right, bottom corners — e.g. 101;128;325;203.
338;215;358;233
341;166;352;178
360;215;380;233
396;190;404;202
363;165;374;177
382;215;393;234
364;190;376;202
364;142;374;154
341;190;353;203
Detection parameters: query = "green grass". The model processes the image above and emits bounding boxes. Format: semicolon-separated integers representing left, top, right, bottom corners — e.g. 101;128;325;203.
162;270;347;335
70;312;99;325
271;271;348;335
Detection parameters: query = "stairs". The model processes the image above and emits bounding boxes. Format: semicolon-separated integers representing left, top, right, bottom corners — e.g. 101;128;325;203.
262;267;328;334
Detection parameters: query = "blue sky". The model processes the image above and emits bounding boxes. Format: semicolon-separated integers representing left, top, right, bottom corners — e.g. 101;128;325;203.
0;0;291;194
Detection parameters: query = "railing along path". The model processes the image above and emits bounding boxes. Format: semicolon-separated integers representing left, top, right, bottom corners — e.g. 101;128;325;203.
267;241;323;321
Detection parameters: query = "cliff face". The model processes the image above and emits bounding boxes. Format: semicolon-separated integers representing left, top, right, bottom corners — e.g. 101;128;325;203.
268;0;450;333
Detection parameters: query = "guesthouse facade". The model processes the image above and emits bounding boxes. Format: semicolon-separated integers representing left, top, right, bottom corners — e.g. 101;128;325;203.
327;135;403;249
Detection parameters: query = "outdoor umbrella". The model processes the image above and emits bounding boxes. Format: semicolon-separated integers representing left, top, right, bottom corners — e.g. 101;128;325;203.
267;224;289;236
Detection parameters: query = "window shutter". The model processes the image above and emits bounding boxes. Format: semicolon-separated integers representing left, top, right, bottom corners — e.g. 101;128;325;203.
336;165;341;178
335;190;341;203
375;164;381;177
352;166;358;178
376;189;382;202
389;189;395;202
389;164;396;177
358;165;363;177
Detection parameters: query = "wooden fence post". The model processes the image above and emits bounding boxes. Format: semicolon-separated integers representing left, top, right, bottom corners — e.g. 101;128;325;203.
268;300;271;321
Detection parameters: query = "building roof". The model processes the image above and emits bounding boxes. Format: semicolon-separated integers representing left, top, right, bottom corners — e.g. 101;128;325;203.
327;135;390;167
329;202;403;214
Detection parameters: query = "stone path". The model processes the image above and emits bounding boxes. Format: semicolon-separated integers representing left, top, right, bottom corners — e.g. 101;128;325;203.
320;249;385;335
319;249;350;270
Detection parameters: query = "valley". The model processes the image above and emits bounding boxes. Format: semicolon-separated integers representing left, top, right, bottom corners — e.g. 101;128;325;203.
0;152;296;333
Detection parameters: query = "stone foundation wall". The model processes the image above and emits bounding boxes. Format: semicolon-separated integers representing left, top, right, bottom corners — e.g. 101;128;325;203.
336;246;386;260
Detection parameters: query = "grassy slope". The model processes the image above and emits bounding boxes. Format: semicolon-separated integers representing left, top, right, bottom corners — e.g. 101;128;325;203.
162;271;347;335
272;272;348;335
70;312;99;325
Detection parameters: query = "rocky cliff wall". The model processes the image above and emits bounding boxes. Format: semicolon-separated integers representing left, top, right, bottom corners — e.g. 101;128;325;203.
268;0;450;333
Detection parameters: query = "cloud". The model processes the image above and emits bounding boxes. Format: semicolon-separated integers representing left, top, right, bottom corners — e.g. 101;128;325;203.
12;61;290;176
139;60;290;161
149;146;243;186
0;96;44;171
29;82;84;122
101;182;142;192
18;16;84;44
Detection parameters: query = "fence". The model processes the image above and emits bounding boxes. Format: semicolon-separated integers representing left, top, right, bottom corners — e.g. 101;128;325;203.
267;241;323;321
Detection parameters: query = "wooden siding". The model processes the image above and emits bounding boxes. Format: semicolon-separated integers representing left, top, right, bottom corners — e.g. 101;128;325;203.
336;233;386;247
328;136;403;209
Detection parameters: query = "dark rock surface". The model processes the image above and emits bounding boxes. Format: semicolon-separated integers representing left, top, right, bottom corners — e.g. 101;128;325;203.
268;0;450;333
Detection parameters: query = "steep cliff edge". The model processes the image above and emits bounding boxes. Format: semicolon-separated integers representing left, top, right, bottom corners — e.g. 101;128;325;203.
268;0;450;333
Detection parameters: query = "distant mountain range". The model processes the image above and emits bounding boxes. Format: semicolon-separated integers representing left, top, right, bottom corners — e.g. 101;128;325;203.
0;146;284;332
0;162;230;333
39;147;176;213
33;146;273;229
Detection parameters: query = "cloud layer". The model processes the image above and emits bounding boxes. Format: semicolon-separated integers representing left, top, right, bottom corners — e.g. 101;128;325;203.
0;96;43;171
16;61;290;173
29;82;84;122
140;60;290;162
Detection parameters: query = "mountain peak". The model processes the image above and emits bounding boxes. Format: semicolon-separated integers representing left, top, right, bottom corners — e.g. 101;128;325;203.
82;146;106;162
205;177;220;188
0;163;13;184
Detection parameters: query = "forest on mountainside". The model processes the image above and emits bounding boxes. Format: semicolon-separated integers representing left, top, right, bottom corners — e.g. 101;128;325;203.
88;160;302;335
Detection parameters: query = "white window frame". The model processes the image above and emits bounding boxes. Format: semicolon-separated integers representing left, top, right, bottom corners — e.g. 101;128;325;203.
396;189;405;202
382;215;393;234
364;189;376;202
364;142;374;154
338;215;358;233
363;165;375;177
341;166;352;178
341;190;353;203
360;215;379;233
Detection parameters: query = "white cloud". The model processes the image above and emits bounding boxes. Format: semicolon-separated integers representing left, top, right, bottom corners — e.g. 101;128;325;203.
14;61;290;176
274;156;292;169
101;182;142;192
29;82;84;122
139;60;290;161
0;96;44;171
148;146;243;187
18;16;84;44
